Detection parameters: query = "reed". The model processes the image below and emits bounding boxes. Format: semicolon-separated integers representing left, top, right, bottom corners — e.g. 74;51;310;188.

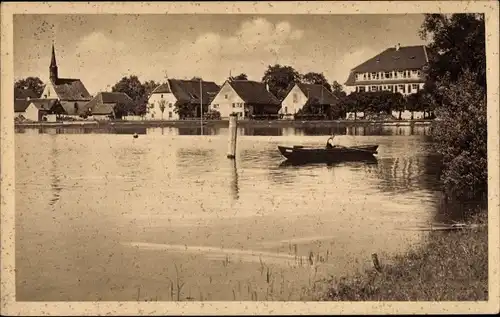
319;213;488;301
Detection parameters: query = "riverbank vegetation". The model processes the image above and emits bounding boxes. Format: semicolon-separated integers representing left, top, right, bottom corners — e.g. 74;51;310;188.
319;212;488;301
322;13;488;301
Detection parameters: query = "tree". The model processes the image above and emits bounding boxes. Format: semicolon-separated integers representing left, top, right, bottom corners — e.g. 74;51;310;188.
112;75;145;102
431;71;487;201
113;102;129;119
15;77;45;97
331;81;347;99
111;76;161;116
230;73;248;81
301;72;332;92
420;14;487;202
158;99;166;120
262;64;301;101
419;14;486;89
174;102;197;120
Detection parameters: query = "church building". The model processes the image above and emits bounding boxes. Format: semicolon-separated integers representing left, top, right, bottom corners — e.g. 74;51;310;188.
40;44;92;116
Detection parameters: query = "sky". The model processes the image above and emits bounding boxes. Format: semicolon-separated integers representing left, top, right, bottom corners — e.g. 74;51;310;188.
14;14;427;95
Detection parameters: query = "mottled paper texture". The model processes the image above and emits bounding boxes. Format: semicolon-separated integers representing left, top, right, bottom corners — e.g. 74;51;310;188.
1;1;499;315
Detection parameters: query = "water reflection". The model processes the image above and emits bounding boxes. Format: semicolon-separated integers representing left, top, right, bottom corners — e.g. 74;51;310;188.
230;159;239;202
49;135;61;207
15;124;431;137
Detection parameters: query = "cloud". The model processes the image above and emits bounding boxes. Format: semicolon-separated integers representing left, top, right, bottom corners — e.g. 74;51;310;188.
330;47;379;85
65;18;305;94
160;18;305;82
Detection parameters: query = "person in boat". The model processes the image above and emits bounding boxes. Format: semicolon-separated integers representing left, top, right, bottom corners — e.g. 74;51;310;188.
326;136;335;149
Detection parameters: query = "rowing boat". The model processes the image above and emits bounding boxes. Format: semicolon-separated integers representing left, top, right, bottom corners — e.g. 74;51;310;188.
277;144;378;163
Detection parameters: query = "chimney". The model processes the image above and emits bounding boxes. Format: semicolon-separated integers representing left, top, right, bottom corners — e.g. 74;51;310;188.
396;43;401;51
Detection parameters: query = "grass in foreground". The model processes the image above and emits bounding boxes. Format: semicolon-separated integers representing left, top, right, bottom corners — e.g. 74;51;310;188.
318;213;488;301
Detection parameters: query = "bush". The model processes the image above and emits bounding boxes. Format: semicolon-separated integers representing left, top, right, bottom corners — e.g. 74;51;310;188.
431;70;487;201
204;109;221;120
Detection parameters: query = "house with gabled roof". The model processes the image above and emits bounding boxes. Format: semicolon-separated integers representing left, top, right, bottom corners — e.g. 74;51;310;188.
208;80;281;119
279;83;339;120
145;79;220;120
16;99;65;122
14;87;40;120
344;44;429;96
40;44;93;116
84;92;134;120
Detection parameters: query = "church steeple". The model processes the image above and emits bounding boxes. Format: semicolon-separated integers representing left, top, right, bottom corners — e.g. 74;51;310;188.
49;43;58;82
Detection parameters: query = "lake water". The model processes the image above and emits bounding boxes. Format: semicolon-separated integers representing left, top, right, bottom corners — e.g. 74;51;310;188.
15;124;453;301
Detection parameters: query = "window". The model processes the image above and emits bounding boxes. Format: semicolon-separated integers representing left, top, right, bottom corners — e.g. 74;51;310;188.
284;106;288;113
398;71;404;78
363;74;367;80
412;84;419;91
370;86;377;92
358;86;366;92
385;72;392;79
371;72;377;79
161;94;163;98
367;73;371;80
225;94;228;99
232;103;236;108
213;104;218;109
168;103;172;108
293;93;298;102
168;112;172;118
389;85;394;92
417;70;421;76
398;85;405;93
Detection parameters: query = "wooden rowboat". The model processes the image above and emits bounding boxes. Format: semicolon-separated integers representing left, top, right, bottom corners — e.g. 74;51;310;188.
278;144;378;163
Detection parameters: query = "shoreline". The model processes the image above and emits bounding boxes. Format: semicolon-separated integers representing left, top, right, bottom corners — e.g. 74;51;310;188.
317;211;488;301
14;119;434;129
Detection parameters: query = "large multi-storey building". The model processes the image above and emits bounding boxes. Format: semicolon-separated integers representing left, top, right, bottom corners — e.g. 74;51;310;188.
344;44;429;96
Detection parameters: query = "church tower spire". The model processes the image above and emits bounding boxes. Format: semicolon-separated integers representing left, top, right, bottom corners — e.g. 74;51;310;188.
49;43;58;82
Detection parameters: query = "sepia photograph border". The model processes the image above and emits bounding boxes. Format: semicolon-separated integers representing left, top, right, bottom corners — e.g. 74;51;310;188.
1;1;499;315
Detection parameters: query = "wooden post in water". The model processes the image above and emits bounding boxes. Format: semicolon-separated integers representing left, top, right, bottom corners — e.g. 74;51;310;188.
227;113;238;159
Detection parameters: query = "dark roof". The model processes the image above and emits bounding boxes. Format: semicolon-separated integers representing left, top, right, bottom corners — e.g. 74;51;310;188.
92;103;115;115
296;83;338;105
28;99;59;111
352;45;428;73
51;78;92;101
170;79;220;105
84;92;132;115
14;100;30;112
151;83;171;94
60;100;91;115
14;88;39;100
228;80;280;105
345;45;429;85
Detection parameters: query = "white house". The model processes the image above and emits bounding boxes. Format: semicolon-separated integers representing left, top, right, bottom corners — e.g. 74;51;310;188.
344;44;429;96
146;82;179;120
16;99;64;122
208;80;281;119
145;79;220;120
279;83;339;119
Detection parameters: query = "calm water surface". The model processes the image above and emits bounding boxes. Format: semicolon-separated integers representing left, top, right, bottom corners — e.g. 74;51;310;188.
16;125;448;301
